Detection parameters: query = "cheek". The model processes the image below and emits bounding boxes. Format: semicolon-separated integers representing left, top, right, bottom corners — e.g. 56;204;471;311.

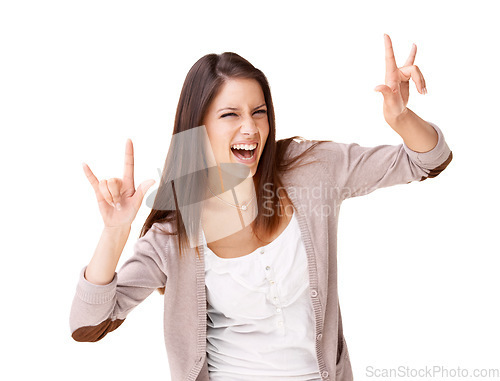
213;140;230;159
261;124;270;141
204;129;227;156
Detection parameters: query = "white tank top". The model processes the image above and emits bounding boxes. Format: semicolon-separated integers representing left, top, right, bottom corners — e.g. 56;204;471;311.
202;209;322;380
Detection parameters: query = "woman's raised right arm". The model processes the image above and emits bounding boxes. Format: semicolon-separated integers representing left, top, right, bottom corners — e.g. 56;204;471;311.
80;138;155;285
70;139;163;342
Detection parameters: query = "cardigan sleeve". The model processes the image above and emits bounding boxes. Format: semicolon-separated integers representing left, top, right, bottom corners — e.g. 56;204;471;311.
312;121;453;200
69;222;168;342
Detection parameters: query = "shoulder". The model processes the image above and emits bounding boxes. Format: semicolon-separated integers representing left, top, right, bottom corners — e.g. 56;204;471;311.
279;136;337;163
277;137;341;185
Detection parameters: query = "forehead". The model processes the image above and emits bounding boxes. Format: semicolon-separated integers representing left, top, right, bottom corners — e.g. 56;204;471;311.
211;78;264;107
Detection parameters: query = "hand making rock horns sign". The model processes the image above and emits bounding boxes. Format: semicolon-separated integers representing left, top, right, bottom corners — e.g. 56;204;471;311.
374;34;427;123
82;139;156;228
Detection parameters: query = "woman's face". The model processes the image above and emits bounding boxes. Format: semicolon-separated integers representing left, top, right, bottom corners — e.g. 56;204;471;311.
202;78;269;177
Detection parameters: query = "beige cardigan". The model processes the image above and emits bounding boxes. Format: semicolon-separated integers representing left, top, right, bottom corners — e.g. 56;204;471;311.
69;121;453;380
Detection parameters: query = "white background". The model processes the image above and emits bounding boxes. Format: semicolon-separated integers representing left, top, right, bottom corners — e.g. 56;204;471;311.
1;0;498;380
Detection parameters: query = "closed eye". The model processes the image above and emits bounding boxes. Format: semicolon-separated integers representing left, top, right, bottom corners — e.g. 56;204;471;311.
221;109;267;118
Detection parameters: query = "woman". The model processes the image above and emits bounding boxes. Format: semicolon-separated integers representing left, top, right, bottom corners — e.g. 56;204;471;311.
70;34;453;381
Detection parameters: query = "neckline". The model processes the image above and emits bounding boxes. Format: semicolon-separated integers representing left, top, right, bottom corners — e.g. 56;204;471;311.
202;209;296;260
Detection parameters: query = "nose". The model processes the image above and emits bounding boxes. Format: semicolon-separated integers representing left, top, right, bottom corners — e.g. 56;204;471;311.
240;115;259;136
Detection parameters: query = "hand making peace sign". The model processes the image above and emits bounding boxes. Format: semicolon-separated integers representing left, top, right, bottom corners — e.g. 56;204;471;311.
82;139;156;228
374;34;427;123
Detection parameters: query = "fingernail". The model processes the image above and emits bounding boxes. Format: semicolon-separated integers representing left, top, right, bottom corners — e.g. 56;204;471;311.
111;202;116;208
423;87;427;94
116;203;121;211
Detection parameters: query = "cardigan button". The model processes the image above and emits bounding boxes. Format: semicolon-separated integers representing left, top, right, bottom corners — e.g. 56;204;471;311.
311;289;318;298
196;355;203;363
321;370;329;379
316;333;323;340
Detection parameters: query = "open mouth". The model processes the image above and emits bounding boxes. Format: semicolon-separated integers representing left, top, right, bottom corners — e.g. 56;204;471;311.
230;143;258;161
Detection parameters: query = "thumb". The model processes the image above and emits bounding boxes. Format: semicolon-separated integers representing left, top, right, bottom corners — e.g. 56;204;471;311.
374;84;397;96
133;179;156;208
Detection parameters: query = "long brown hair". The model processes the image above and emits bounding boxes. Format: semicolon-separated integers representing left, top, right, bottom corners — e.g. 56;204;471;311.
139;52;328;295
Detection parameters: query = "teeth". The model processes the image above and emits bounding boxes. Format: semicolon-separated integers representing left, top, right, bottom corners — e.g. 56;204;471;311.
230;143;257;150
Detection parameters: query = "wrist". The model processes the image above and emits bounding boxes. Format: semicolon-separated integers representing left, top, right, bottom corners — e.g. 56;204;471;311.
386;106;411;133
103;224;131;236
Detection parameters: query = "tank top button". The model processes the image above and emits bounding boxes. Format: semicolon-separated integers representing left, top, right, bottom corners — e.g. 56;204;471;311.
321;370;329;379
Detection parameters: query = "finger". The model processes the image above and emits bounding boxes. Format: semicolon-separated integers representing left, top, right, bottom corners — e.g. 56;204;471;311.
399;65;426;94
132;179;156;210
82;162;105;204
107;178;123;210
403;43;417;67
384;34;398;74
123;138;135;190
99;179;115;208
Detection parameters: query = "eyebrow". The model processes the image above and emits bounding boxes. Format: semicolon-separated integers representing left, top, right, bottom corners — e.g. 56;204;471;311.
217;103;266;113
